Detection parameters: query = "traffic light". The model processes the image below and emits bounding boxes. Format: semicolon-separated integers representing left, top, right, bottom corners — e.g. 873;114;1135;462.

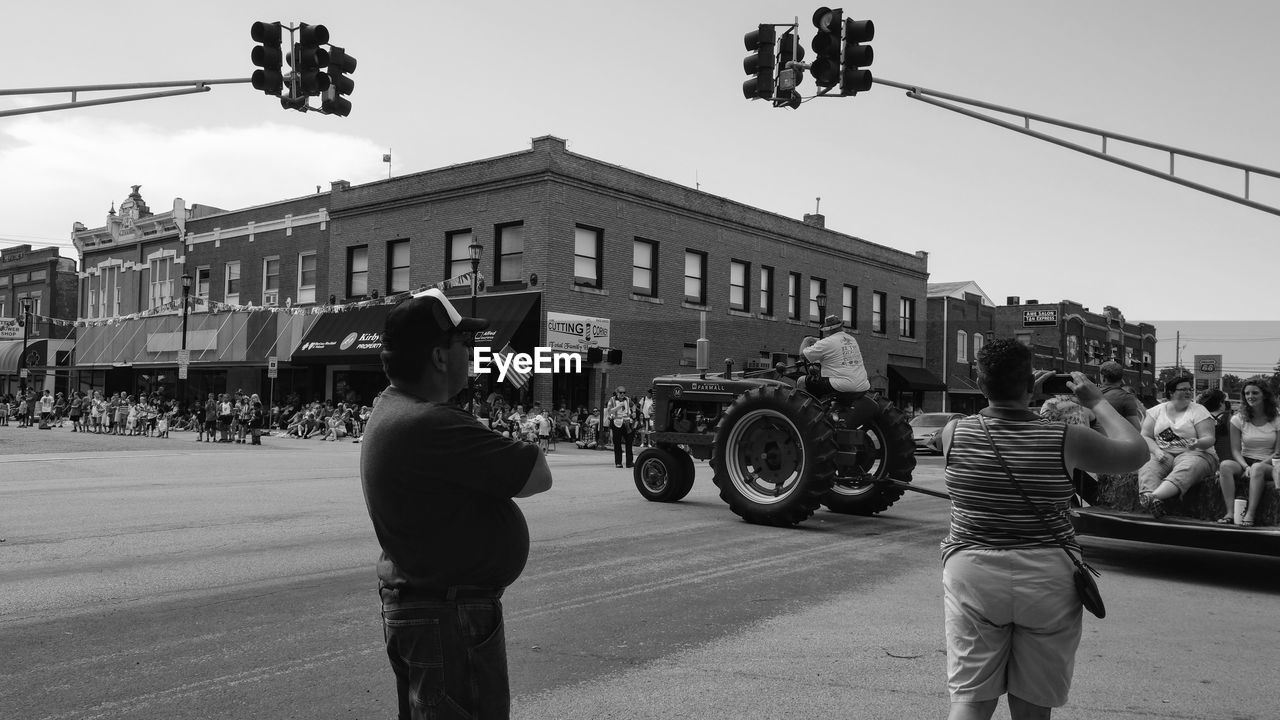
775;29;804;109
742;24;776;100
587;347;603;363
607;349;622;364
840;17;874;95
321;45;357;116
250;21;283;96
809;7;843;89
292;23;331;96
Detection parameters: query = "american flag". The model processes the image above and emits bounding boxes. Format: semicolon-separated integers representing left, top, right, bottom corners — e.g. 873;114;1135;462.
494;343;531;389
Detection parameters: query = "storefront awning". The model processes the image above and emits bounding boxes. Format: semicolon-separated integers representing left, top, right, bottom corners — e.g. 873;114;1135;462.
887;364;947;391
291;291;541;365
0;339;45;374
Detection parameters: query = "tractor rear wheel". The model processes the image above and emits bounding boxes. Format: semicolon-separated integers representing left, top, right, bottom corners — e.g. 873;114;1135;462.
711;386;835;526
822;398;917;516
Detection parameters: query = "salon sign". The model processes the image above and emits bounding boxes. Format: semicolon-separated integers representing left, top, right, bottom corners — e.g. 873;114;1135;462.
545;311;611;352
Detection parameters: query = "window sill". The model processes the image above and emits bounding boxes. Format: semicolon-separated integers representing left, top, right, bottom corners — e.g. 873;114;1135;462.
571;285;609;297
630;294;663;304
727;309;753;318
681;301;712;312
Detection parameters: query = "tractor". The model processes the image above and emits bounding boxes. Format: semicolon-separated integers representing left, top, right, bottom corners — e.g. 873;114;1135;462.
631;359;916;526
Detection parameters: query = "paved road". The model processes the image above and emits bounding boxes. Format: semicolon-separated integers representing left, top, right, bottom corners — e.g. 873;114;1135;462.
1;427;1277;719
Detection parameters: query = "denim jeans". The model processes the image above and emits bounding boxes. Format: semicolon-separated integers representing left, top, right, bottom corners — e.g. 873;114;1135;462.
380;588;510;720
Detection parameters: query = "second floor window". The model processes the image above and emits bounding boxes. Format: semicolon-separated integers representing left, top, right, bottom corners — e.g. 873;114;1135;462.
388;240;411;294
447;230;474;281
759;265;774;316
842;285;857;329
809;277;826;321
496;223;524;284
788;272;801;319
973;332;984;359
225;261;241;303
872;291;886;333
574;225;602;288
99;266;120;318
684;250;707;305
297;253;316;304
347;245;368;298
729;260;749;312
150;257;175;310
900;297;916;338
633;238;656;296
263;257;281;304
957;330;969;362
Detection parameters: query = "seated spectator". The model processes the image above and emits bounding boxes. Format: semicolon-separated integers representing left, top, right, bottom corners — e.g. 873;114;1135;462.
577;410;600;449
1216;381;1280;527
1137;375;1219;519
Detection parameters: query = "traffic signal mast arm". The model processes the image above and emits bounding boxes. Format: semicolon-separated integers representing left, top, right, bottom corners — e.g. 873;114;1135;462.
0;79;250;119
873;76;1280;218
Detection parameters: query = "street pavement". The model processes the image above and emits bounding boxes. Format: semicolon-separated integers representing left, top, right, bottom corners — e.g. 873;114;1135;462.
1;424;1278;719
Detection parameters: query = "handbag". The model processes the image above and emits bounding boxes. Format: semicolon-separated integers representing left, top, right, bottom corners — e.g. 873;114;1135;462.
978;415;1106;619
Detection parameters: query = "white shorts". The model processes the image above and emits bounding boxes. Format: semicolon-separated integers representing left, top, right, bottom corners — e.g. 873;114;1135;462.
943;546;1083;707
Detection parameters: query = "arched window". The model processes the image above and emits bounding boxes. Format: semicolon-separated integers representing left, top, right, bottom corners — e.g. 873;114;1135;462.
972;332;984;359
957;330;968;362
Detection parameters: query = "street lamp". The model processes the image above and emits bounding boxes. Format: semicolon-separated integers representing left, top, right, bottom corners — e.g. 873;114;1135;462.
815;292;827;325
19;297;31;393
180;274;192;409
468;241;483;319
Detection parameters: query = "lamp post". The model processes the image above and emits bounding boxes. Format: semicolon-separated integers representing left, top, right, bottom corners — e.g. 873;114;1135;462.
815;292;827;326
468;241;483;319
19;297;32;393
180;274;192;410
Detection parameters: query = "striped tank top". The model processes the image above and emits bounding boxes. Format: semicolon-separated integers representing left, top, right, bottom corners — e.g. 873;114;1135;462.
940;414;1079;562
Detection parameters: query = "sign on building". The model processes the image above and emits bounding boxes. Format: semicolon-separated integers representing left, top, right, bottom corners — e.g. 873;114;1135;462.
545;312;611;352
1022;309;1059;327
267;357;279;379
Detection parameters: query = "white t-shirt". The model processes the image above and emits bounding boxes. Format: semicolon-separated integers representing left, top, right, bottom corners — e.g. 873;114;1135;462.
1229;414;1280;460
1150;401;1215;455
801;332;870;393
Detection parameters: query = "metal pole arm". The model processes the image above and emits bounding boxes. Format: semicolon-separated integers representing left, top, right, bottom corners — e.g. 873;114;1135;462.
872;76;1280;217
0;78;251;119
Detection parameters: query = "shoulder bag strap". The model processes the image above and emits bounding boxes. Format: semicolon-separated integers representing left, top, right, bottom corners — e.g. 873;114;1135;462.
977;415;1100;579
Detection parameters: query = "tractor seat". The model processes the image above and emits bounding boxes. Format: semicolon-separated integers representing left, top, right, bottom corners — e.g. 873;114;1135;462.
828;391;867;406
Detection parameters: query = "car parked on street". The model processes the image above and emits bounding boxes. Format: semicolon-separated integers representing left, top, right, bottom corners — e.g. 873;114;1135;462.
909;412;964;454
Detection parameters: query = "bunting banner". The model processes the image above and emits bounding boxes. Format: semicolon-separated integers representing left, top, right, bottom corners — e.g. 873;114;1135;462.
27;272;486;329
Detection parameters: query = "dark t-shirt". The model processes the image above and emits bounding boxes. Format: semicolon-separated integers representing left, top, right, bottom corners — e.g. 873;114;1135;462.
1100;383;1144;424
360;385;539;591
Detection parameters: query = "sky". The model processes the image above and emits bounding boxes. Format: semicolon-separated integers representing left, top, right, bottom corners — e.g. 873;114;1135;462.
2;0;1278;375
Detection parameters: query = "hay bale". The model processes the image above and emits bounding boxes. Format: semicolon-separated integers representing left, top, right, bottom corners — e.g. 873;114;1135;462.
1096;472;1279;525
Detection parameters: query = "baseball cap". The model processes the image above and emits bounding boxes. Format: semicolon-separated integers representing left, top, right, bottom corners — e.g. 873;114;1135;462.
820;315;843;333
1099;360;1124;380
383;288;489;351
616;385;626;393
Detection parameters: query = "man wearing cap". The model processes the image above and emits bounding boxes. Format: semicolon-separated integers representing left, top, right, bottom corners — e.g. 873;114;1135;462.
1098;360;1145;432
361;288;553;720
798;314;878;427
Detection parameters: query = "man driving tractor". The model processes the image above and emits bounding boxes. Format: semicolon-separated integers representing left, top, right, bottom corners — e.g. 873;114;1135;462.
798;314;879;428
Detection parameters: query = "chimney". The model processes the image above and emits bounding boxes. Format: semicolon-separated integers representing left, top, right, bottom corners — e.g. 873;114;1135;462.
330;179;350;192
1006;296;1021;305
803;213;825;228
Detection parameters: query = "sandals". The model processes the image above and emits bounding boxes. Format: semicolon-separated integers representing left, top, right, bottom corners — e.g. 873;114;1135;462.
1241;518;1256;528
1216;516;1235;525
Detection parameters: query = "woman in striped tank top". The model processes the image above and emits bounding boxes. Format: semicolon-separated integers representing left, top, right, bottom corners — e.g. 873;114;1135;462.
937;339;1146;720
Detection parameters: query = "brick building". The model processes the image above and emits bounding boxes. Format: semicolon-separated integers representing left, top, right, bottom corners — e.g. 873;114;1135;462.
66;137;938;411
995;297;1158;404
0;244;78;396
925;281;997;414
302;135;937;411
71;185;336;407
